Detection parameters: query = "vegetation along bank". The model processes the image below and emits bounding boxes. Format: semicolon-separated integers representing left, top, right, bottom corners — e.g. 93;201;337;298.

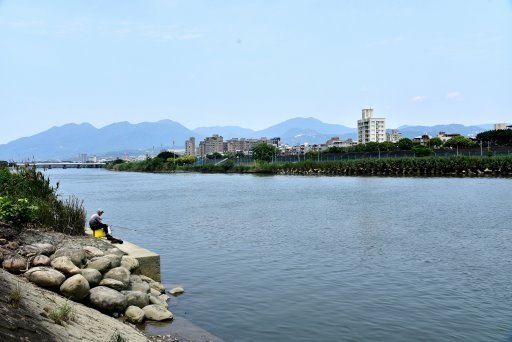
109;155;512;177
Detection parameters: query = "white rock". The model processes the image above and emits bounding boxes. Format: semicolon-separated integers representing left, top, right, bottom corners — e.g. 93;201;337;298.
121;256;139;272
149;282;165;294
169;287;185;296
125;306;145;324
142;305;173;321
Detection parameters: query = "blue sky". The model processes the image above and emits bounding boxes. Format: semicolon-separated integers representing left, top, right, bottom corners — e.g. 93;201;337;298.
1;0;511;144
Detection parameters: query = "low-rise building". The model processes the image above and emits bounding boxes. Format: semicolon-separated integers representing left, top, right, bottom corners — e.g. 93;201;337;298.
437;131;461;143
386;129;402;143
495;123;509;130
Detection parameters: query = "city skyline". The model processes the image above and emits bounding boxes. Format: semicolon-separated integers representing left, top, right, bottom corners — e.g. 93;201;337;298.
1;0;511;144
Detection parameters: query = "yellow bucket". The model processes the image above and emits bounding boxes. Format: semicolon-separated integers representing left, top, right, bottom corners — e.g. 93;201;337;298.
93;229;106;238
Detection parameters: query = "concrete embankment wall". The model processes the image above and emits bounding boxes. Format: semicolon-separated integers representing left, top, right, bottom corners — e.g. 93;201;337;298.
116;241;161;282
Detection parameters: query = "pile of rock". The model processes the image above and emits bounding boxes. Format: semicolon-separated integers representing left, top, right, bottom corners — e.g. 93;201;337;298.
0;237;175;324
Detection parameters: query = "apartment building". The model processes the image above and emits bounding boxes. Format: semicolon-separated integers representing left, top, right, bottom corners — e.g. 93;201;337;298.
198;134;224;156
185;137;196;156
225;137;270;154
357;108;386;143
386;129;402;143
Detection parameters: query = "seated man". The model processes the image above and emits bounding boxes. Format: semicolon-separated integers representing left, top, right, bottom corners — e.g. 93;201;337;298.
89;209;123;244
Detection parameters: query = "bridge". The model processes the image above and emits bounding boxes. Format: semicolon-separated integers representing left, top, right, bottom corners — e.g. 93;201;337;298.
25;162;106;169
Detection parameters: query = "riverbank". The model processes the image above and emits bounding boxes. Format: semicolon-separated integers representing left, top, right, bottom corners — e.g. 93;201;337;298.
109;156;512;177
0;226;180;341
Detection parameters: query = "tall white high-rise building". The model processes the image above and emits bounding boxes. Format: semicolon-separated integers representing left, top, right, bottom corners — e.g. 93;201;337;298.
357;108;386;144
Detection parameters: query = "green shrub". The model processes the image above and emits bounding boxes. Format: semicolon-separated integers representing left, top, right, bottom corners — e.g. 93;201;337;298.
0;167;85;234
0;197;36;226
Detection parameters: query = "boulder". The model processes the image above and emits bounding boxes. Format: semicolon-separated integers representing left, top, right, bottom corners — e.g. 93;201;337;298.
86;257;111;273
103;267;130;288
149;282;165;294
149;295;166;307
121;291;149;308
150;288;161;297
27;267;65;288
142;305;173;321
32;243;56;256
18;244;41;256
0;238;7;245
129;280;150;294
2;255;27;274
159;294;170;302
60;274;90;301
89;286;127;313
106;247;125;257
169;287;185;296
83;246;104;258
80;268;102;287
139;275;154;283
99;279;126;292
103;254;122;268
121;256;139;272
125;306;145;324
51;248;86;267
7;241;19;250
32;255;51;267
130;275;143;283
51;256;81;275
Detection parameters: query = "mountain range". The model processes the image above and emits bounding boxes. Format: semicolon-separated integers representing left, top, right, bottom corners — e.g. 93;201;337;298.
0;117;493;161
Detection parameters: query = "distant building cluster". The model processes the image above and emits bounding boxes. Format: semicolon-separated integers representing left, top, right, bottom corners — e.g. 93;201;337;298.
192;135;279;157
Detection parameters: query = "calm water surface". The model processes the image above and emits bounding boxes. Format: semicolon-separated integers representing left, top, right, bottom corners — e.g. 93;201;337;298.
45;169;512;341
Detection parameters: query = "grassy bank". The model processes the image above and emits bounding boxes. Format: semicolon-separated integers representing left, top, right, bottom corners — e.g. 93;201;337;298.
109;156;512;177
0;166;85;234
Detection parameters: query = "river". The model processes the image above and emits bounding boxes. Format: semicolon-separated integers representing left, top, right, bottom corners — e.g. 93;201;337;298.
45;169;512;341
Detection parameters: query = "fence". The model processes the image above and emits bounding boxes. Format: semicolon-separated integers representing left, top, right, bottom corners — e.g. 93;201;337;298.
195;147;512;166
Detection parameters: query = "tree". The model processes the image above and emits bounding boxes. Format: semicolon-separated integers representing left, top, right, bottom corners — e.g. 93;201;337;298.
412;145;433;157
476;129;512;146
444;136;475;148
252;143;278;162
206;152;223;159
397;138;414;150
0;161;8;168
429;137;443;148
157;151;178;160
379;141;398;151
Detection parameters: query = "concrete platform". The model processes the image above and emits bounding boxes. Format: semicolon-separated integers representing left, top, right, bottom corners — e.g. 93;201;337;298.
116;241;161;282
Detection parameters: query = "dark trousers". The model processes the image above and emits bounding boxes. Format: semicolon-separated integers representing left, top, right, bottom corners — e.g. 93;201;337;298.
90;222;109;237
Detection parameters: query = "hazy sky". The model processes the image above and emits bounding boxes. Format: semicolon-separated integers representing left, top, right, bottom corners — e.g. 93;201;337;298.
1;0;511;144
